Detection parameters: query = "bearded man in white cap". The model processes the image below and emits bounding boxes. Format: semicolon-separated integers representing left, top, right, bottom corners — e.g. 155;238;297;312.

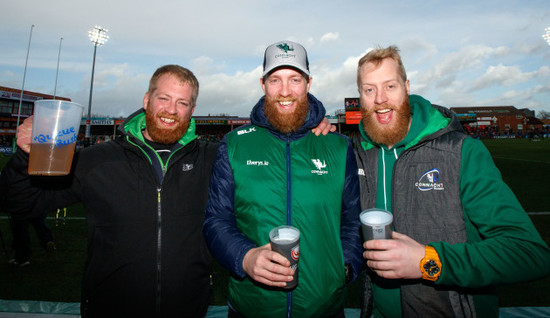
204;40;363;318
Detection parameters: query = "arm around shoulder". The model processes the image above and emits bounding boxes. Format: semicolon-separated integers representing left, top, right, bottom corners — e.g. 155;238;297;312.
339;140;363;283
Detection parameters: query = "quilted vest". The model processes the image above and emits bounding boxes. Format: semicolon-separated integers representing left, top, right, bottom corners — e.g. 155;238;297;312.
356;127;477;317
226;125;349;317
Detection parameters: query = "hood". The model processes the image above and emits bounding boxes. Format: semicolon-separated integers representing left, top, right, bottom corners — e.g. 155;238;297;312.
249;93;326;140
119;108;198;146
358;94;457;151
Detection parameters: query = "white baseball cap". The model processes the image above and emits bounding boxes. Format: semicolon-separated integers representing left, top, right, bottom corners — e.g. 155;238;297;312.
262;41;310;77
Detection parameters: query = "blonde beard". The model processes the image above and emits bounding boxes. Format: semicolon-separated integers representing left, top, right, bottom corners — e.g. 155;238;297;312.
264;95;309;134
360;98;411;147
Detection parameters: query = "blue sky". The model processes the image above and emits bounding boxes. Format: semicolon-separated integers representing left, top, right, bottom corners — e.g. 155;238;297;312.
1;0;549;118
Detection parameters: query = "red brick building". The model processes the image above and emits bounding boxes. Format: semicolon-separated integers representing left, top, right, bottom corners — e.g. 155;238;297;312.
450;106;543;136
0;85;71;138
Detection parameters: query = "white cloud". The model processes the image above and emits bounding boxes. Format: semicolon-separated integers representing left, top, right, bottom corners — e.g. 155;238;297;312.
320;32;340;43
470;64;530;91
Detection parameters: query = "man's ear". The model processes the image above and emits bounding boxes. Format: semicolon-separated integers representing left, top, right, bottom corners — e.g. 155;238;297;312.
260;78;266;94
143;92;150;110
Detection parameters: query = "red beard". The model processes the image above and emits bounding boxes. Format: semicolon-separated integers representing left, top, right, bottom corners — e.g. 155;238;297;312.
264;95;309;134
360;97;411;147
144;107;190;144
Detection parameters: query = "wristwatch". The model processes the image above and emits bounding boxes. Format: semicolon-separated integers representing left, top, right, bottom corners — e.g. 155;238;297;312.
420;245;442;281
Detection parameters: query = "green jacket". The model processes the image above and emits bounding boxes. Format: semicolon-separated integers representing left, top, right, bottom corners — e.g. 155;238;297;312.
356;95;550;317
228;125;349;316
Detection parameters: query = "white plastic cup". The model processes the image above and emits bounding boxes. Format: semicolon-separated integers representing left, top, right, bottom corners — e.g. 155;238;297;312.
360;209;393;241
269;225;300;289
28;100;84;176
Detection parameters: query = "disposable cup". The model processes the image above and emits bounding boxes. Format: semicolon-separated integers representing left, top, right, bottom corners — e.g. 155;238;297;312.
28;100;84;176
360;209;393;241
269;225;300;289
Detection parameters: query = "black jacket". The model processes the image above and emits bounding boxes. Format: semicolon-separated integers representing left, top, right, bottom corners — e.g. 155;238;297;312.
0;108;218;317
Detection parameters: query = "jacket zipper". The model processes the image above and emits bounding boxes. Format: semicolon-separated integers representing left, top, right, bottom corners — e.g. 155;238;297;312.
156;188;162;318
155;153;174;317
285;136;292;318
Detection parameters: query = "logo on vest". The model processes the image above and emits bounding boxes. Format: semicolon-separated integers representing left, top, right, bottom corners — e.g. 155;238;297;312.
247;160;269;166
415;168;444;191
311;159;328;175
182;163;194;171
358;168;365;176
237;127;256;135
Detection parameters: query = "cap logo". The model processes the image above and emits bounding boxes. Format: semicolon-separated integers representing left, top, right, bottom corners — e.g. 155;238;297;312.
275;43;297;60
277;43;294;53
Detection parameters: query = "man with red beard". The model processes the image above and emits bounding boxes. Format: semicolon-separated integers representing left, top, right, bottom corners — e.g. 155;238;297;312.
203;40;363;317
355;46;550;318
0;65;219;317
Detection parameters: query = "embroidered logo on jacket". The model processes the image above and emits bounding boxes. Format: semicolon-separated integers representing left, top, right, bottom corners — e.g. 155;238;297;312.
182;163;194;171
311;159;328;175
415;168;444;191
237;127;256;135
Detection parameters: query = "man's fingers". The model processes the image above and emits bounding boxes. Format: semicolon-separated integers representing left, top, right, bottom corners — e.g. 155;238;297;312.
270;250;291;268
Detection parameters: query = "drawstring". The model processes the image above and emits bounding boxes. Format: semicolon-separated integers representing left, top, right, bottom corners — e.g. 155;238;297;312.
382;148;387;210
381;147;399;211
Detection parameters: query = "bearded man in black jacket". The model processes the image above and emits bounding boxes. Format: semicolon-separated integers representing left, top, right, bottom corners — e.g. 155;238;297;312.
1;65;218;317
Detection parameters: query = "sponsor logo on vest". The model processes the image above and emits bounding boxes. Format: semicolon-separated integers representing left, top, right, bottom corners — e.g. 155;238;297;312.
358;168;365;176
311;159;328;175
182;163;194;171
237;127;256;135
247;160;269;166
415;168;444;191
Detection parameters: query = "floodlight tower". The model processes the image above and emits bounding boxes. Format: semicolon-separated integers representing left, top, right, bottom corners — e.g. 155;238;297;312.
543;27;550;46
85;25;109;140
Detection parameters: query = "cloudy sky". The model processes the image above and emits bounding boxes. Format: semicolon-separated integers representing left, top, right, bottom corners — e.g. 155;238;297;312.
1;0;550;118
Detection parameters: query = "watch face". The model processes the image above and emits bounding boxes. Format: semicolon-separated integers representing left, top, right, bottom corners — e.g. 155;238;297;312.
424;260;440;276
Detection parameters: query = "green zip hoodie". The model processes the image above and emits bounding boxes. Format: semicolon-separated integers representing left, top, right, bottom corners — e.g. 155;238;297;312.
358;95;550;317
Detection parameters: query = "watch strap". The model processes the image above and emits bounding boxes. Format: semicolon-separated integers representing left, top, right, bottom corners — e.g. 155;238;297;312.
420;245;442;281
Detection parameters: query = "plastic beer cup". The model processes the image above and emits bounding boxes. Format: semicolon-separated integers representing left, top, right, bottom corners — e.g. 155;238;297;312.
269;225;300;289
28;100;84;176
360;209;393;241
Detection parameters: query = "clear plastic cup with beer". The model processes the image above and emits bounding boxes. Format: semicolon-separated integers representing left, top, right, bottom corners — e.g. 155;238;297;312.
28;100;84;176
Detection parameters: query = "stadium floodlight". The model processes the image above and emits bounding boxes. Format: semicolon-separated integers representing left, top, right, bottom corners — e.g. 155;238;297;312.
543;27;550;46
85;25;109;140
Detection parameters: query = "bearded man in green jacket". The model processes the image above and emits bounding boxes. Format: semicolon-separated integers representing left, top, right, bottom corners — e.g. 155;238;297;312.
355;45;550;318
